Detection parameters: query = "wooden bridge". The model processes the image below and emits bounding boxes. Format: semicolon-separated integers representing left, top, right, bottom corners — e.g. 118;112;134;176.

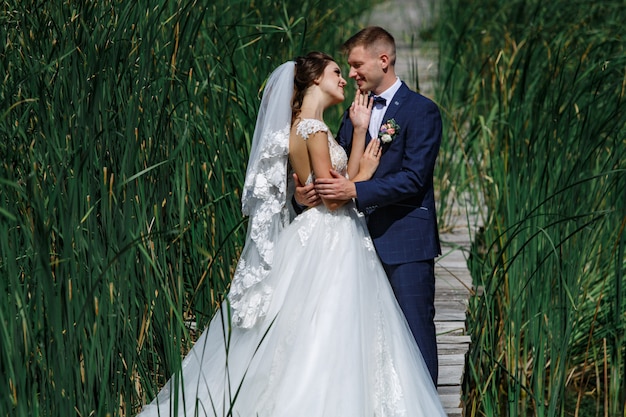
435;216;475;417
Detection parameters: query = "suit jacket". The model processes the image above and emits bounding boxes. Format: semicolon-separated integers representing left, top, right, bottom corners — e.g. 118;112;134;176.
337;82;442;264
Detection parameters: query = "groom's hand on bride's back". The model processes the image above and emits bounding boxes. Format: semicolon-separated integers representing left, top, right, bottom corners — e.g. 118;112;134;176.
315;170;357;201
293;173;321;209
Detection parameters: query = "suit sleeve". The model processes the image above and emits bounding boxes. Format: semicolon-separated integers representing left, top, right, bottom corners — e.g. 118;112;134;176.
354;98;442;210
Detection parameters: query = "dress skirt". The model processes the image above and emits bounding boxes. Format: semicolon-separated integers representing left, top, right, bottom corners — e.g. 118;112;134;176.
138;202;446;417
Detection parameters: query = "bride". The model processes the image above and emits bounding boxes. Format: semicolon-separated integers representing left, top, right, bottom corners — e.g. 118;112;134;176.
138;52;446;416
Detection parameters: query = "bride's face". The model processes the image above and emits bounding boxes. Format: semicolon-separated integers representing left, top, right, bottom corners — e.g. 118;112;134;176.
317;62;347;105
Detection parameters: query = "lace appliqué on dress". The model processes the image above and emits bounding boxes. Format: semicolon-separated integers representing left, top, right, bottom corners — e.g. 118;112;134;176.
374;304;407;417
296;118;327;140
228;126;290;328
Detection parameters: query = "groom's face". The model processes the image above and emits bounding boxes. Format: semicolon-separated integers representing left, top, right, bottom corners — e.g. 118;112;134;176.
346;45;384;95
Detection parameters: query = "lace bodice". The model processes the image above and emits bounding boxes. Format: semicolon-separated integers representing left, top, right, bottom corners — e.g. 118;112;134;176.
296;119;348;184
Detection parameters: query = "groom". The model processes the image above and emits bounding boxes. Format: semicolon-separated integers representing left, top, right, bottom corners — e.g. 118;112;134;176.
311;26;442;384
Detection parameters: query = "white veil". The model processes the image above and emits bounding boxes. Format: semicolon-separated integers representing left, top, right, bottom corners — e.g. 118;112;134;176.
227;61;294;328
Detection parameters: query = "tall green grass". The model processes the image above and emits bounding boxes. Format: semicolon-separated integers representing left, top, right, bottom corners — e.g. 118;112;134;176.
436;0;625;415
0;1;372;415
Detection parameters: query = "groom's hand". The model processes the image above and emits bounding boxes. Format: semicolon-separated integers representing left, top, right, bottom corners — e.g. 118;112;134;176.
293;173;320;208
315;170;357;200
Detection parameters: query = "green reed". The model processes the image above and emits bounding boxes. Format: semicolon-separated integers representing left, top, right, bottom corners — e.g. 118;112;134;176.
0;1;371;415
436;0;626;415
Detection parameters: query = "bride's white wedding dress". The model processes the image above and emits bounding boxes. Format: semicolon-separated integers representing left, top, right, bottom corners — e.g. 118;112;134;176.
138;119;446;417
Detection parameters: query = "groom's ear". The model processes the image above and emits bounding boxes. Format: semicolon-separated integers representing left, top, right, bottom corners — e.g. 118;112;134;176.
379;53;391;70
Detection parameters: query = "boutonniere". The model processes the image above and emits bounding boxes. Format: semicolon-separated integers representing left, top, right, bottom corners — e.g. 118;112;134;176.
378;119;400;143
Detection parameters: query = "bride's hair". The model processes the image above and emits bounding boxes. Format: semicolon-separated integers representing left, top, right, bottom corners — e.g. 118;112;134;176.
292;51;335;121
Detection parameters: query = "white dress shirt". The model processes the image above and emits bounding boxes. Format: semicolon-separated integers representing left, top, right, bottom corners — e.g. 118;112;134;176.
369;77;402;139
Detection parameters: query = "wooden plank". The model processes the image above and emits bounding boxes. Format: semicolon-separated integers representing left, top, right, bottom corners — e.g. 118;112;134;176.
437;335;471;344
436;321;466;335
437;385;462;395
437;344;470;355
445;408;464;417
439;394;462;410
438;363;465;386
435;300;469;310
436;312;467;323
436;275;473;288
436;300;469;309
438;252;469;263
438;353;467;365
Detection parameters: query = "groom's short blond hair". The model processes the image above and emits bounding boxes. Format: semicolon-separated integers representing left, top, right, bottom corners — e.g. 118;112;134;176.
342;26;397;66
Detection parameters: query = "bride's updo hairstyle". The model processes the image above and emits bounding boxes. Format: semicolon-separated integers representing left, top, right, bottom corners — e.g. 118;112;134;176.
292;51;335;120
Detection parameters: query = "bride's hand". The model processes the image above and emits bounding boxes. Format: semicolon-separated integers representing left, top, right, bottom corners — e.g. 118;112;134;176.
293;173;320;208
349;89;372;132
358;138;381;179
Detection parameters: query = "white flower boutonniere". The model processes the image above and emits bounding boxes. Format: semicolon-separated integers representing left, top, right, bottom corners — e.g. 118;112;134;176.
378;119;400;143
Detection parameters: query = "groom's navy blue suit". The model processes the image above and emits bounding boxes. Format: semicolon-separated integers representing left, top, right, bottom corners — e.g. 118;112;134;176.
337;81;442;383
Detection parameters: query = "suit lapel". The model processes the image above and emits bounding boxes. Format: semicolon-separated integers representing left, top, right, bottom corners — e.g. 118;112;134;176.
366;82;409;147
381;82;409;123
364;82;409;146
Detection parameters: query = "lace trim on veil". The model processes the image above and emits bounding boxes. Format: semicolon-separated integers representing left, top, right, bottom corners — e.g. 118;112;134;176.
228;126;290;328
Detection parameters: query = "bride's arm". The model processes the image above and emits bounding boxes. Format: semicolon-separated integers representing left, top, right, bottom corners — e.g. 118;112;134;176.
313;113;381;201
312;137;380;202
346;90;373;179
345;88;381;183
349;138;381;182
306;131;348;211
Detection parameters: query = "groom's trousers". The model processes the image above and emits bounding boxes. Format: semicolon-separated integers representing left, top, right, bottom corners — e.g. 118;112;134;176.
383;259;438;385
